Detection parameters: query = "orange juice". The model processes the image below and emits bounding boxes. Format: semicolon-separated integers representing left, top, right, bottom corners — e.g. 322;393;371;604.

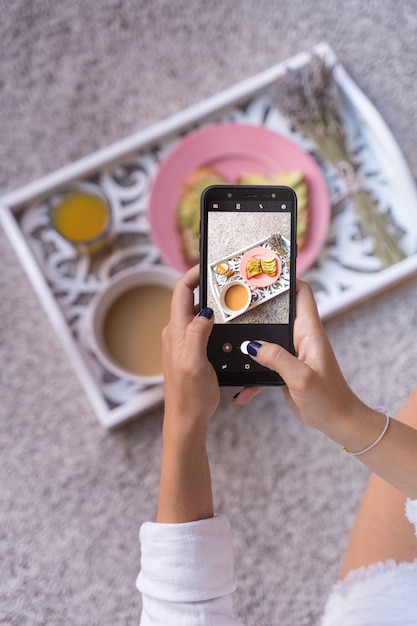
51;192;110;242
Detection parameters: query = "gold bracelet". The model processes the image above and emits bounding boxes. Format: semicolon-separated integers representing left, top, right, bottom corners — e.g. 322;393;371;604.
343;410;390;456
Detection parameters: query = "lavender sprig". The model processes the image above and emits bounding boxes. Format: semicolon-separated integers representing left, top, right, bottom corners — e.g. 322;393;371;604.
270;55;405;267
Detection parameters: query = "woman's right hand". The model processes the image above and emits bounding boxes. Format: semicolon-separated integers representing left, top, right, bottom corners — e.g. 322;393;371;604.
245;279;417;500
238;280;376;447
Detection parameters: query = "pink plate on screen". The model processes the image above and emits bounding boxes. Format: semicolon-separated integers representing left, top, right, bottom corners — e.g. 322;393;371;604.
239;248;282;289
148;122;330;275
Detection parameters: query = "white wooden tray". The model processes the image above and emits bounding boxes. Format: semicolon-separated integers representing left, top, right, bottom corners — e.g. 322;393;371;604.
2;42;417;428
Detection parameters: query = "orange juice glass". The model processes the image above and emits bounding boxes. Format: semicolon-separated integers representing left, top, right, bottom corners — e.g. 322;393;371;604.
49;182;112;254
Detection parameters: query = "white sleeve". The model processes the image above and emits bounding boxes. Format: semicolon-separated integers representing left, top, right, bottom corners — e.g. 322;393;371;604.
405;497;417;536
137;514;244;626
320;498;417;626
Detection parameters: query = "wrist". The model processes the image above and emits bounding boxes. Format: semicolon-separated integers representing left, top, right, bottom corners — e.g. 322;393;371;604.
162;412;208;445
321;402;388;454
163;389;214;430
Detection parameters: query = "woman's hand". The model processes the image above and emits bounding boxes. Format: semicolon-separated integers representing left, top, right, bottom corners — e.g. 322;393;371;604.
246;280;363;432
243;279;417;499
162;265;220;431
157;265;219;523
235;280;374;446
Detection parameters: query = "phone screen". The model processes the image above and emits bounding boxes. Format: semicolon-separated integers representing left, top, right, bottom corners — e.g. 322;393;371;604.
200;185;297;386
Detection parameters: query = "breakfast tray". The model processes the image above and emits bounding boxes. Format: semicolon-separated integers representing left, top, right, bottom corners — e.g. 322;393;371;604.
209;235;290;322
2;42;417;428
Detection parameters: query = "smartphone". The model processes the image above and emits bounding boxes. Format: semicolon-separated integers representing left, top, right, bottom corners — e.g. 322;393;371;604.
200;185;297;386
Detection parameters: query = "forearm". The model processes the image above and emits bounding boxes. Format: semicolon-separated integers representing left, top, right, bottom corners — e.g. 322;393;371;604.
157;417;214;523
320;404;417;499
245;289;417;501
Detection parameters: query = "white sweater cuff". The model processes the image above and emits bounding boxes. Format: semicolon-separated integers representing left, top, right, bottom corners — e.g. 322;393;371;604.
137;514;237;603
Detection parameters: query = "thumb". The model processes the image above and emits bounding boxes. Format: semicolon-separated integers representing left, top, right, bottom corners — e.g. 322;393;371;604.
247;340;307;387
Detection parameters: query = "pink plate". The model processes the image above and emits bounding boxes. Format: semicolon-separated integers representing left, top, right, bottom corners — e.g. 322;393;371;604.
148;122;331;275
239;248;282;288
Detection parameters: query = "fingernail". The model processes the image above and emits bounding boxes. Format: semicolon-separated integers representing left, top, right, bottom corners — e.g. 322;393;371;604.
199;307;213;320
247;341;262;357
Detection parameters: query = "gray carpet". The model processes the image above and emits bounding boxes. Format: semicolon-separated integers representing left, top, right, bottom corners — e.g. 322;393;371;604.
1;2;417;625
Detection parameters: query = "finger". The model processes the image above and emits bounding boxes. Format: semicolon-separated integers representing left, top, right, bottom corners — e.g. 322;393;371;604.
234;283;319;401
169;265;200;330
293;280;339;370
293;280;325;348
182;308;215;366
232;386;263;405
247;340;309;388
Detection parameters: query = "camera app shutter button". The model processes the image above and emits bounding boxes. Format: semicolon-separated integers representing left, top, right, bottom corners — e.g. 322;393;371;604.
240;341;250;355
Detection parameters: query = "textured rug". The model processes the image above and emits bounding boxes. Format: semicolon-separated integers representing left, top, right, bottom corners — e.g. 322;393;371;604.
1;2;417;625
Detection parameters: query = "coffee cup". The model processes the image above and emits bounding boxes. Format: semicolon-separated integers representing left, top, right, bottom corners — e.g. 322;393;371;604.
87;265;180;385
219;281;252;316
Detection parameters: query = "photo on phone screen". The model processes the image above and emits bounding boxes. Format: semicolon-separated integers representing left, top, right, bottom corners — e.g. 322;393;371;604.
200;185;297;386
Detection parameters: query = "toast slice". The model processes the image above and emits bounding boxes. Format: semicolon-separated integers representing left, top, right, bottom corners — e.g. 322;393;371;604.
246;257;262;278
177;167;226;266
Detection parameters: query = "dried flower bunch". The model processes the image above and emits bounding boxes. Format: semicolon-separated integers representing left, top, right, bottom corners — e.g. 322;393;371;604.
267;233;290;268
270;54;405;267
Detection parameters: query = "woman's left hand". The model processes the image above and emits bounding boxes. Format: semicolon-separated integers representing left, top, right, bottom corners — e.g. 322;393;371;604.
162;265;220;431
158;265;219;523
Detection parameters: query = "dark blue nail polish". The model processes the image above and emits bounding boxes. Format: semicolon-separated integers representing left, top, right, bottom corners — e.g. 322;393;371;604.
199;307;213;320
247;341;262;357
